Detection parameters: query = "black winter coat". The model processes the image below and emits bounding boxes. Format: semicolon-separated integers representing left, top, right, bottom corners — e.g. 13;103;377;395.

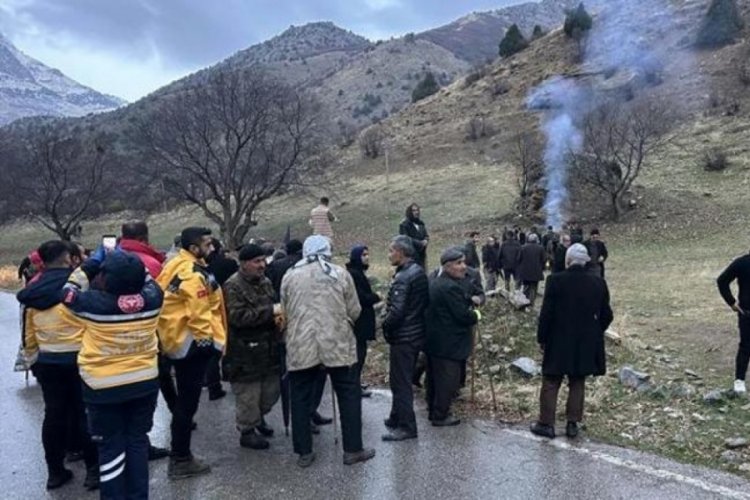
207;253;239;287
266;252;302;302
552;245;568;274
717;253;750;311
537;266;613;377
464;241;480;269
425;274;478;361
482;243;500;273
383;260;429;345
399;219;429;268
583;239;608;277
517;243;546;282
499;239;521;272
346;264;380;341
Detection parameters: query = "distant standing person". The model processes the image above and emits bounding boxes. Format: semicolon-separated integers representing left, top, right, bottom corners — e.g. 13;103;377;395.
531;244;613;439
309;197;337;240
399;203;429;269
717;250;750;395
481;235;501;292
517;233;546;308
499;231;521;291
464;231;481;269
382;236;429;442
552;234;572;274
584;228;608;278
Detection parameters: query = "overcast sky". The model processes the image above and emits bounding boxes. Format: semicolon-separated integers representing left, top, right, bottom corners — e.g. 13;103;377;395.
0;0;523;102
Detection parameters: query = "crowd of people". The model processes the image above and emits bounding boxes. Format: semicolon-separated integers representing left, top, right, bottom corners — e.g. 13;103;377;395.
15;199;619;499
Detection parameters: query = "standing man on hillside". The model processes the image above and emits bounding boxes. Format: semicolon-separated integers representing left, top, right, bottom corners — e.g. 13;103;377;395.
584;228;609;279
717;250;750;395
157;227;227;480
552;234;572;274
517;233;546;308
309;197;337;240
399;203;429;269
481;235;501;292
499;231;521;291
464;231;481;269
382;236;429;442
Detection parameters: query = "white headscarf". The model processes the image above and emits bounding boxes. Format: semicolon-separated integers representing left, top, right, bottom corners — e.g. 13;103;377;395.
565;243;591;268
295;235;338;278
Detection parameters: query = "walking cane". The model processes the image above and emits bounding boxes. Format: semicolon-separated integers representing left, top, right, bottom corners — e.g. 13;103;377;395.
475;322;498;413
331;375;339;446
470;327;476;404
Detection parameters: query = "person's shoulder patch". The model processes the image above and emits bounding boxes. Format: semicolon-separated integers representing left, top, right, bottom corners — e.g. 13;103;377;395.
62;289;77;305
118;294;145;313
197;289;209;299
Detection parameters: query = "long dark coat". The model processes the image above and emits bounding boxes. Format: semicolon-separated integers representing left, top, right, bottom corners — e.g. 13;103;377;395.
346;263;380;341
425;274;478;361
517;242;546;282
499;239;521;273
537;266;614;377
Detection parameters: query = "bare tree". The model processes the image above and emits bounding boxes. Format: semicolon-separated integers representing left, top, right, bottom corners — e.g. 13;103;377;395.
512;131;543;209
570;98;673;219
137;69;325;248
359;125;385;159
0;123;110;240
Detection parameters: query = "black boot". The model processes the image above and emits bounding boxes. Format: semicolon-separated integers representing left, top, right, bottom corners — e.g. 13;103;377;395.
83;465;99;491
46;468;73;490
565;421;579;438
239;429;270;450
530;421;555;439
256;418;274;437
148;444;170;460
311;411;332;426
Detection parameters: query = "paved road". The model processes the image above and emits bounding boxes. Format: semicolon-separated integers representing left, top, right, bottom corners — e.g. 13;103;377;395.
2;292;750;500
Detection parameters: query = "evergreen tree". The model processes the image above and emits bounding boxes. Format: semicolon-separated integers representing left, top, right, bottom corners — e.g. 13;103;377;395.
498;24;529;57
696;0;744;48
411;72;440;102
564;3;593;39
532;25;545;40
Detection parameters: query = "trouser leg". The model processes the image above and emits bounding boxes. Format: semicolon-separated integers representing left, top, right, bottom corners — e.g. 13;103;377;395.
170;347;212;458
539;376;563;426
566;377;585;423
329;365;363;453
311;367;327;417
88;402;127;499
69;368;98;468
736;315;750;380
232;382;262;433
204;350;223;393
388;342;419;434
529;281;539;307
356;336;368;378
36;364;70;474
430;357;462;421
412;351;427;386
260;372;281;416
158;355;177;414
124;392;157;499
290;366;316;455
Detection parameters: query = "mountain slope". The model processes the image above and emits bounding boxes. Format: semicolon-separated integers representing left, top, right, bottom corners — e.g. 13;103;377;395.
0;33;125;125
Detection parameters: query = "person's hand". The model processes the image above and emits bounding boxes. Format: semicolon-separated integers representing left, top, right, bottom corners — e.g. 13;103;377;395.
274;312;286;331
273;303;283;316
598;256;604;263
732;303;746;316
471;296;482;306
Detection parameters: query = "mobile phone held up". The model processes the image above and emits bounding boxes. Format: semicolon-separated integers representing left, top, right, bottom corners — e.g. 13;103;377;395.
102;235;117;252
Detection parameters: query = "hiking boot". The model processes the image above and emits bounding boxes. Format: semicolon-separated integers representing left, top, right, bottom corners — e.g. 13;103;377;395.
383;417;397;429
256;418;274;437
530;422;556;439
168;456;211;480
297;453;316;468
83;465;99;491
566;421;579;439
208;387;226;401
148;445;170;461
65;450;84;463
381;429;417;442
240;429;270;450
46;468;73;490
432;416;461;427
311;412;332;426
343;448;376;465
734;379;747;395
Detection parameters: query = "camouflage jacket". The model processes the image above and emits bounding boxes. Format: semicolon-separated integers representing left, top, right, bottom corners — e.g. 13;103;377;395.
281;260;361;371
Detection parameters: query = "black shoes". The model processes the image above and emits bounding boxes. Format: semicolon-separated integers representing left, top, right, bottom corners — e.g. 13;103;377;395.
168;456;211;480
297;453;316;468
46;468;73;490
530;422;556;439
208;387;226;401
311;411;333;426
256;418;274;437
343;448;376;465
566;421;579;438
83;465;100;491
431;416;461;427
382;429;418;442
310;422;321;435
383;417;397;429
240;429;270;450
148;445;170;461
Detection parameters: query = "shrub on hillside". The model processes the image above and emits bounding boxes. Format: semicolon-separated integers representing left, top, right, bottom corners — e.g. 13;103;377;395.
491;80;511;97
465;117;493;141
695;0;744;48
499;24;529;58
463;65;489;88
703;148;729;171
532;25;545;40
564;3;593;38
411;72;440;102
359;126;385;159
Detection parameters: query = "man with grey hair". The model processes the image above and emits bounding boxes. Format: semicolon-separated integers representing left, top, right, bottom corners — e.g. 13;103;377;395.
281;235;375;467
382;235;429;441
552;234;572;273
531;243;613;439
517;232;546;308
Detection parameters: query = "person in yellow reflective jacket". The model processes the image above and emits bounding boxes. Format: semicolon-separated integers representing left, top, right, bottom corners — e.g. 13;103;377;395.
156;227;226;480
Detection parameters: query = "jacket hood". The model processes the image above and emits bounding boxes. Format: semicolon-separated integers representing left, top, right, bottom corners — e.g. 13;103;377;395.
102;252;146;295
119;239;166;264
16;267;71;310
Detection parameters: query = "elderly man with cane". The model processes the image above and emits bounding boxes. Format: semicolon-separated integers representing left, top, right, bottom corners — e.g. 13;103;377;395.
281;235;375;468
531;243;613;439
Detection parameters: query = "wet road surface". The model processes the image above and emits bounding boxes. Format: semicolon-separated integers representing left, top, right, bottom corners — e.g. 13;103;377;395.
2;292;750;499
